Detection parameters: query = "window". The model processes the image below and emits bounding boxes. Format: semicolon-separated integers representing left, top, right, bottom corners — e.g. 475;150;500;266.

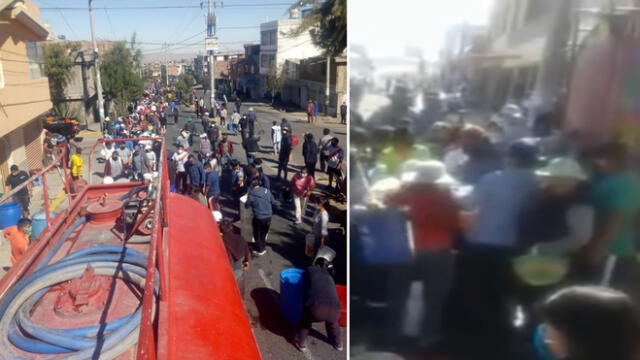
260;30;277;46
260;54;275;69
26;42;44;80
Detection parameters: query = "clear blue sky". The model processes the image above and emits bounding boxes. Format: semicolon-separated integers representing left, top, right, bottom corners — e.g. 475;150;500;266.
34;0;296;55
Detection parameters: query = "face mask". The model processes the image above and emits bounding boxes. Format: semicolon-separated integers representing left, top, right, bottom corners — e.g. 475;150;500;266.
533;325;562;360
301;173;307;178
25;226;32;235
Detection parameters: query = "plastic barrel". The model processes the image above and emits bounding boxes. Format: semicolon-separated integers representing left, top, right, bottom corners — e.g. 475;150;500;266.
279;268;306;324
0;202;21;229
31;211;55;241
336;285;347;327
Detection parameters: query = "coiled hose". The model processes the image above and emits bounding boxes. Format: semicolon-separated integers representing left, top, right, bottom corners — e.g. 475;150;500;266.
0;245;156;360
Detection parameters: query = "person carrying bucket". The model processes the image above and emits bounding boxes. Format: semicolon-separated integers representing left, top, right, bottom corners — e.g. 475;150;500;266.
293;247;343;353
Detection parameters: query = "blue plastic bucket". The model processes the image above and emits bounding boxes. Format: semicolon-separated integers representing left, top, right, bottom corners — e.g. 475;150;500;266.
279;268;306;324
0;202;21;229
351;207;414;265
31;211;55;241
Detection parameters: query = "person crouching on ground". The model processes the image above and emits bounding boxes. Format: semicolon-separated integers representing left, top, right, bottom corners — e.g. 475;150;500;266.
290;167;315;225
293;248;343;352
2;218;32;264
245;179;276;256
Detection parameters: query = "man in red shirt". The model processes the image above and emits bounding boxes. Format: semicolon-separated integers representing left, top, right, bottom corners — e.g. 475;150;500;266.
290;167;316;225
307;100;315;124
386;160;459;346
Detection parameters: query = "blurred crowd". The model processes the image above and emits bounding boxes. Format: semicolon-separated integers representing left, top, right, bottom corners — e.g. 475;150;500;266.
350;75;640;360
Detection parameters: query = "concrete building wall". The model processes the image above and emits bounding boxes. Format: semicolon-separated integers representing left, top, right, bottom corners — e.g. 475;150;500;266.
0;0;51;181
259;19;322;75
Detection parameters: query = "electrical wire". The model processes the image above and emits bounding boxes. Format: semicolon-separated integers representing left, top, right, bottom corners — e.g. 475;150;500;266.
58;9;80;40
103;8;118;40
40;3;293;11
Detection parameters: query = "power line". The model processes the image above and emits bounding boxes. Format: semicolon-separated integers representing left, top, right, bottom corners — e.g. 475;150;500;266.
171;9;202;44
40;3;292;11
58;9;79;39
103;8;118;40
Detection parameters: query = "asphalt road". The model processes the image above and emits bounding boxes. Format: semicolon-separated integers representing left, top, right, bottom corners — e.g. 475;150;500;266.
165;97;347;360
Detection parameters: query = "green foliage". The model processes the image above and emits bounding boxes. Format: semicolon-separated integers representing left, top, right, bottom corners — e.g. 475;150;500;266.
265;65;286;104
175;72;195;96
52;102;79;120
43;42;81;104
289;0;346;57
100;39;144;115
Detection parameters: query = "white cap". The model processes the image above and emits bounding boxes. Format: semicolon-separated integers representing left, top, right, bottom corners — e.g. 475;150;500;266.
537;158;587;181
248;107;254;111
103;176;114;184
213;211;223;222
400;160;457;186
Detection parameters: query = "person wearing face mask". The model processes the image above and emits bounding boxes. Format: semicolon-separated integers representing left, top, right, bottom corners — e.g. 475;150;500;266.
290;167;316;225
104;151;125;180
252;158;270;191
2;218;32;264
176;129;190;150
535;286;640;360
171;145;189;194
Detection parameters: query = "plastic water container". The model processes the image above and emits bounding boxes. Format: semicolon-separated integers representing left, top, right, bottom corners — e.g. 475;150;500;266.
279;268;306;324
351;206;414;265
0;202;21;229
336;285;347;327
31;211;55;241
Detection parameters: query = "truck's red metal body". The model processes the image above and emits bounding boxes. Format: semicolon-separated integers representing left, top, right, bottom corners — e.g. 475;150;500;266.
0;138;262;359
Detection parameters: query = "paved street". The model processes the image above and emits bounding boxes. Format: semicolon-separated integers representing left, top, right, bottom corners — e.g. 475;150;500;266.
166;96;347;360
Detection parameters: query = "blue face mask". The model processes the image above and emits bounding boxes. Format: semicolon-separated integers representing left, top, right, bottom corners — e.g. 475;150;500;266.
533;324;561;360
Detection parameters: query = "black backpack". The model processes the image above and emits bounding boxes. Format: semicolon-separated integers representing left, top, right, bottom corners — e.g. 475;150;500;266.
208;125;220;141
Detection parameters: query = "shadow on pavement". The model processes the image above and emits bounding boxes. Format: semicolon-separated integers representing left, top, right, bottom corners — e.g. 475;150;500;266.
250;287;290;338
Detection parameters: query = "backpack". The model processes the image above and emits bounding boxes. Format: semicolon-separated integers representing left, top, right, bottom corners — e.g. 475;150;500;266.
208;125;220;141
291;134;299;147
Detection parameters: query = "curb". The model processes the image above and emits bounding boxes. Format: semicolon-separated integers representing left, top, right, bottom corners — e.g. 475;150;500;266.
77;130;102;137
48;189;66;211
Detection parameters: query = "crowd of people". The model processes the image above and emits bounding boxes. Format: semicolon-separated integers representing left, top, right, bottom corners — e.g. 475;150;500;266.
167;91;347;353
351;102;640;359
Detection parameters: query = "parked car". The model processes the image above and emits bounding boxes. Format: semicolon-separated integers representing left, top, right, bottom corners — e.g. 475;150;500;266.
43;118;79;141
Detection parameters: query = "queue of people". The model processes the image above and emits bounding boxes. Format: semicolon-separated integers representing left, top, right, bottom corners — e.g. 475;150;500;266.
351;116;640;359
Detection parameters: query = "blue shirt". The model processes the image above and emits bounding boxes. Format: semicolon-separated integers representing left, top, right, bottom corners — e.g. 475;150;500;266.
187;161;206;186
205;171;221;196
468;168;538;247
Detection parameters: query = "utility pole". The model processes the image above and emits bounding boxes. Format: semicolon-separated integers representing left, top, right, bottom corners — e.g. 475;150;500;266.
88;0;105;132
206;0;220;108
325;56;330;116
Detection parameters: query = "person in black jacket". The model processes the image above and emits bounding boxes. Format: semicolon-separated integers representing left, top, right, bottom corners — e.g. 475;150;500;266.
302;132;319;178
244;135;260;165
293;249;343;352
277;127;293;180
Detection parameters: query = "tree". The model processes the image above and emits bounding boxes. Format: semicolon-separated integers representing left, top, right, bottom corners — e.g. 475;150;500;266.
175;73;195;97
288;0;346;57
100;38;144;116
265;65;286;105
43;42;81;104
